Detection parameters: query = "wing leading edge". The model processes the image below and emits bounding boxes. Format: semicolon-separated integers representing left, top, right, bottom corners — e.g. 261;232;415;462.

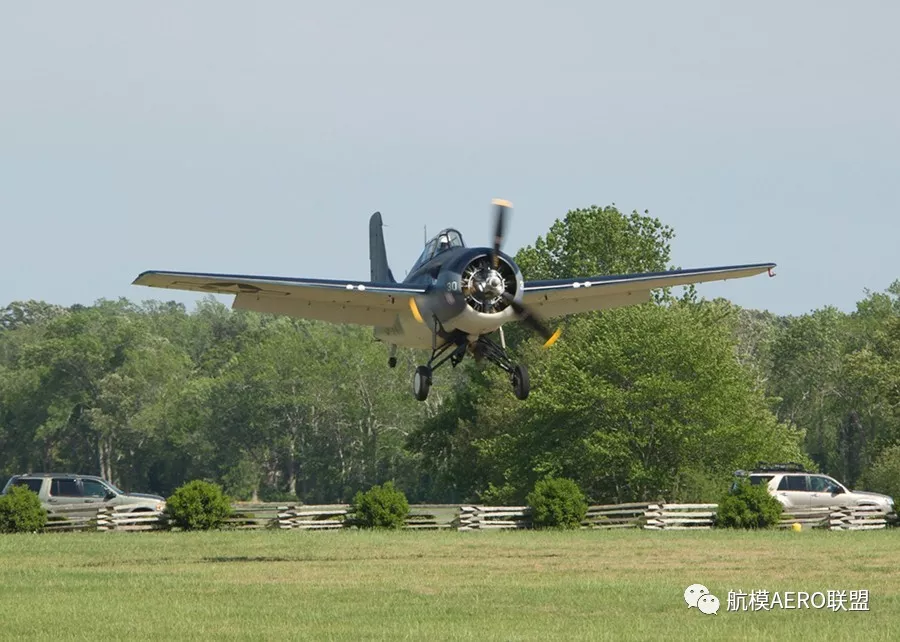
132;270;427;328
522;262;775;317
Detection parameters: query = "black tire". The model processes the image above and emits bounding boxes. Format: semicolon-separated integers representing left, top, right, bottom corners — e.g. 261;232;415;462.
413;365;432;401
388;356;397;368
512;364;530;400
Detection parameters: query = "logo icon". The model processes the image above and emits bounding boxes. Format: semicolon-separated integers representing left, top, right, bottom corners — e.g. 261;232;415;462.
684;584;709;608
685;584;720;615
697;594;720;615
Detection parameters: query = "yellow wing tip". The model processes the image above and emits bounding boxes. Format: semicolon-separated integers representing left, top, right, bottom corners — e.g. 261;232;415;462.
543;327;562;348
491;198;513;208
409;297;424;323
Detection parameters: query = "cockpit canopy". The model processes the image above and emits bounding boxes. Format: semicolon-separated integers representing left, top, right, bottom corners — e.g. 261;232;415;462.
412;228;465;268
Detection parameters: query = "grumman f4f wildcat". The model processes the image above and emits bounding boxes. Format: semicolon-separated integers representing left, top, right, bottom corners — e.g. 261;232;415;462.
133;200;775;401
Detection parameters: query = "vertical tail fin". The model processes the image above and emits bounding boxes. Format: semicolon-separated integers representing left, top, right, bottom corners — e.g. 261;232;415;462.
369;212;395;283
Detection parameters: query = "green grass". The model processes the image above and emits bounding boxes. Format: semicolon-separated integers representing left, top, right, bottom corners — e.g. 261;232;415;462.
0;529;897;640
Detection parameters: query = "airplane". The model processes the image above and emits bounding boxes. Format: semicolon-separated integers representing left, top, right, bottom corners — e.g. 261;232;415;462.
133;200;776;402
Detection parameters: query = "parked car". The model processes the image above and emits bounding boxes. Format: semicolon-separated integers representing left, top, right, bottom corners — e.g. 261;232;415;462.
1;473;165;513
733;462;894;512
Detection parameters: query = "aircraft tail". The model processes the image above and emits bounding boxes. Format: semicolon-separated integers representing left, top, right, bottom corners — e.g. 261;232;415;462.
369;212;396;283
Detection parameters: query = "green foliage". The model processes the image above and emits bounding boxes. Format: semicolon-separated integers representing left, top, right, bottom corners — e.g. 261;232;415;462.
0;298;431;502
716;480;783;529
164;480;232;531
527;477;588;529
515;205;674;280
0;485;47;533
860;443;900;501
672;468;732;504
417;299;808;504
2;206;900;508
351;481;409;529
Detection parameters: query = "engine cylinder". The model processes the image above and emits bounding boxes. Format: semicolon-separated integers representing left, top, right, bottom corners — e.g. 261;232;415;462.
458;254;519;314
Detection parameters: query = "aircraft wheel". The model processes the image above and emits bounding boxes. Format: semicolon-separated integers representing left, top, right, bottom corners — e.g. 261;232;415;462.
388;357;397;368
413;365;432;401
512;364;530;400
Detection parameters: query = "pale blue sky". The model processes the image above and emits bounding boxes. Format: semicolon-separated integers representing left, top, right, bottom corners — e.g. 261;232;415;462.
2;1;898;316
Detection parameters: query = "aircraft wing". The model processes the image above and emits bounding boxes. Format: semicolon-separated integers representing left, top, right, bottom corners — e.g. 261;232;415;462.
521;263;775;317
132;270;427;328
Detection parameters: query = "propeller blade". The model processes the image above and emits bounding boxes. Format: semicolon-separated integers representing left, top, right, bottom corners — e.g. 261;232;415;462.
491;198;511;268
501;292;562;348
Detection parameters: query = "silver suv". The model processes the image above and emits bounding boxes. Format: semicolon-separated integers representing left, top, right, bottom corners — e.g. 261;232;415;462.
1;473;165;513
736;463;894;512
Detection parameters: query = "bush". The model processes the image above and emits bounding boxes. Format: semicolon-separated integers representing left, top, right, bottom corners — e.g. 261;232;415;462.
0;485;48;533
165;480;232;531
527;477;588;530
716;479;783;529
352;481;409;529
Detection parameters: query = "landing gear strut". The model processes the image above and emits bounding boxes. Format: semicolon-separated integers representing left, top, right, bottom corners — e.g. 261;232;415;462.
411;329;468;402
411;328;530;401
472;334;530;400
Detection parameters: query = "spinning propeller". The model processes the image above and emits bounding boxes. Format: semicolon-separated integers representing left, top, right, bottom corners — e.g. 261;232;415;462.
488;199;561;348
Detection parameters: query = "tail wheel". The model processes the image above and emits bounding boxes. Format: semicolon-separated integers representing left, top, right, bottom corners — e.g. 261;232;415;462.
512;364;530;400
413;365;432;401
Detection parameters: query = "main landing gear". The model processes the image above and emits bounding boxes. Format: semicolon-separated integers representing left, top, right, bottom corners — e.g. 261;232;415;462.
412;331;530;402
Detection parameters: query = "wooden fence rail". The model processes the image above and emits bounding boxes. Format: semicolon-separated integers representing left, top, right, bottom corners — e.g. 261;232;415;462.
457;506;531;531
31;502;895;533
44;504;100;532
644;504;717;530
583;503;650;529
829;505;888;531
96;508;167;532
778;507;831;529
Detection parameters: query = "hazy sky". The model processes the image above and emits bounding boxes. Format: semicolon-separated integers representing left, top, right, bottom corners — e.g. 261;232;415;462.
2;2;898;316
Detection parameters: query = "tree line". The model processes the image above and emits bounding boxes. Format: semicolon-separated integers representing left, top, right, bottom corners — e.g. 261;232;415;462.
2;206;899;504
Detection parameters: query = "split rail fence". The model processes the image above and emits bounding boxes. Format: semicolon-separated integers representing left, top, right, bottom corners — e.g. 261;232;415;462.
34;502;894;533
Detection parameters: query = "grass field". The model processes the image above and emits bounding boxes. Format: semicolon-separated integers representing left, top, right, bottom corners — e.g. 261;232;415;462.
1;529;897;640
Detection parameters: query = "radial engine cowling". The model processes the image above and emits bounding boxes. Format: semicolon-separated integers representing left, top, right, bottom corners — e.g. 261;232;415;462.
426;251;523;337
459;254;520;314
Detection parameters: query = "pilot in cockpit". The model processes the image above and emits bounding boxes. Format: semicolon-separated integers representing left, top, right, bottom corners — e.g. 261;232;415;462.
438;234;451;252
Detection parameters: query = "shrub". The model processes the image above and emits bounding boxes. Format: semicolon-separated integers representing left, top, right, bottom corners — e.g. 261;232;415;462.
527;477;588;530
716;479;783;529
352;481;409;529
165;480;232;531
0;485;48;533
